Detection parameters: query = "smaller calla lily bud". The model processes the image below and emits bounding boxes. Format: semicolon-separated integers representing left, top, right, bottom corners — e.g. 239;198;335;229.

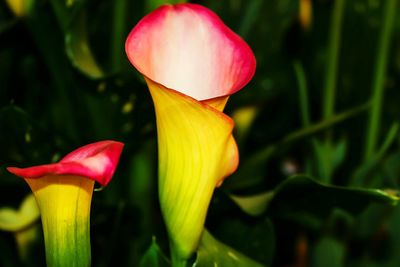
126;3;256;265
231;105;259;144
5;0;35;17
7;140;124;267
0;194;40;261
299;0;312;30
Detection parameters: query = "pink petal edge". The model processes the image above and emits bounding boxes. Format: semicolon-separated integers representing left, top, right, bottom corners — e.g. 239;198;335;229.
7;140;124;186
125;3;256;101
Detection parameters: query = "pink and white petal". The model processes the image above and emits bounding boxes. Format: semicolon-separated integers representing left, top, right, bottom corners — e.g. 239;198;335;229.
125;3;256;101
61;140;124;163
8;162;106;186
7;140;124;186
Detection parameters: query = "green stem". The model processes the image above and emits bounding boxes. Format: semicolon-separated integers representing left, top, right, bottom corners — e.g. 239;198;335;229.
169;237;191;267
243;102;369;174
111;0;128;72
238;0;263;38
320;0;345;182
171;251;189;267
364;0;397;160
48;0;71;32
294;61;330;181
43;216;91;267
322;0;345;120
294;61;311;127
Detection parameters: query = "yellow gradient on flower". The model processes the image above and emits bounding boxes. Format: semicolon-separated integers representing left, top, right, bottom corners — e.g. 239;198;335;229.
26;175;94;267
147;78;238;260
203;96;229;112
126;4;255;265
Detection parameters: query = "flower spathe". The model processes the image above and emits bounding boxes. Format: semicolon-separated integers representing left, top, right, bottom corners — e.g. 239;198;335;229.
126;4;255;101
126;3;256;265
8;140;123;186
7;140;124;267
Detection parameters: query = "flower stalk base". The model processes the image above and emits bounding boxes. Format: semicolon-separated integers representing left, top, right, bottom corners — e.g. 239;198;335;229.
26;175;94;267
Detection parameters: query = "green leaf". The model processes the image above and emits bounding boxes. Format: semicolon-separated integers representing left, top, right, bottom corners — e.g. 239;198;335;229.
65;12;104;79
383;151;400;185
311;138;347;183
311;237;345;267
386;204;400;267
229;192;273;216
332;138;348;170
350;122;399;187
0;105;35;163
266;175;398;224
194;230;265;267
139;238;170;267
312;139;333;182
237;0;263;38
208;191;275;266
224;103;369;191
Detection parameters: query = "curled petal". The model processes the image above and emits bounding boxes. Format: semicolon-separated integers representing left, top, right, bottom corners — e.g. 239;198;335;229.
7;140;124;186
126;3;256;101
147;78;238;258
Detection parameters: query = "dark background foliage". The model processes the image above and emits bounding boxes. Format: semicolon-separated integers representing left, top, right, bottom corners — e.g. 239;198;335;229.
1;0;400;266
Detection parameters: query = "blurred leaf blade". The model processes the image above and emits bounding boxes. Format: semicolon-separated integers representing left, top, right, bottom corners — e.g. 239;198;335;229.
195;230;265;267
139;238;170;267
229;192;273;216
311;237;345;267
65;12;105;79
267;175;398;220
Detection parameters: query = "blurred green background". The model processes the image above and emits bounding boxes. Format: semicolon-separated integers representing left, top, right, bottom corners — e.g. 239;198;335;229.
1;0;400;266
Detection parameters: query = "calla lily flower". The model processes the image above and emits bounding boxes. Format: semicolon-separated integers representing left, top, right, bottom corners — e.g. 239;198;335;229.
126;3;256;265
7;140;124;267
